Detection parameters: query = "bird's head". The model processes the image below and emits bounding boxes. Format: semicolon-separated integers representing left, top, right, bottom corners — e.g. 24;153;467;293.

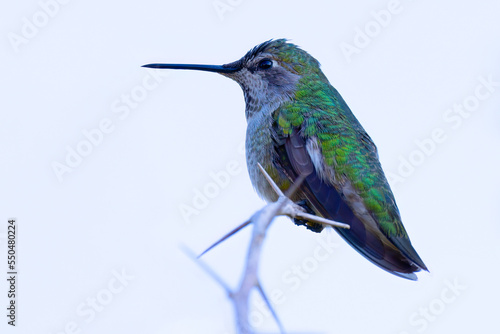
143;39;324;118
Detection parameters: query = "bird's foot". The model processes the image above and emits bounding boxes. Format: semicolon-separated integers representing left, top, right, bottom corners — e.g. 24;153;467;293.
293;200;324;233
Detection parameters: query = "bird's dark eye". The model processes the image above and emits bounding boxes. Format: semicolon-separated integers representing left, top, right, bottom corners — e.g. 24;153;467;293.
258;59;273;70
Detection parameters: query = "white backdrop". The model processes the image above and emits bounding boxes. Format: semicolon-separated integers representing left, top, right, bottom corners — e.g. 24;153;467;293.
2;0;500;333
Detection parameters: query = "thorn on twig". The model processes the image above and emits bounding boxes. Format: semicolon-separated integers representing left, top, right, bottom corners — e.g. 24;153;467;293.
198;219;252;258
258;163;284;197
179;244;232;294
284;173;307;199
256;282;285;334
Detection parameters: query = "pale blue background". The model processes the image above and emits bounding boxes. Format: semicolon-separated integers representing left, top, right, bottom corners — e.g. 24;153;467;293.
1;0;499;333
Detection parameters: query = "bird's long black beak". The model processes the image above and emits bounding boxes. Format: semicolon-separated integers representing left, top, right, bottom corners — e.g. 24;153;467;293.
141;63;240;73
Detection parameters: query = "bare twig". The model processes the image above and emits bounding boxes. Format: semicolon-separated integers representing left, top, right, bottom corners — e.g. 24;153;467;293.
233;198;286;333
183;165;350;333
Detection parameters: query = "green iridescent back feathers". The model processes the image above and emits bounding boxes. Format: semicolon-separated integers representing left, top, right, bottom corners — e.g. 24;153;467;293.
269;40;406;238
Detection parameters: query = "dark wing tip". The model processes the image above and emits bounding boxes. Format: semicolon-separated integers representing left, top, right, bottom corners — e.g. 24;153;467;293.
389;235;428;272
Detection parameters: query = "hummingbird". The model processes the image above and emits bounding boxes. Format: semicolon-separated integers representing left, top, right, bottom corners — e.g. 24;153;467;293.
143;39;428;280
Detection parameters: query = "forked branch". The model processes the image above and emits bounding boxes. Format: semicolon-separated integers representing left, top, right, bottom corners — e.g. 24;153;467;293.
185;164;349;333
